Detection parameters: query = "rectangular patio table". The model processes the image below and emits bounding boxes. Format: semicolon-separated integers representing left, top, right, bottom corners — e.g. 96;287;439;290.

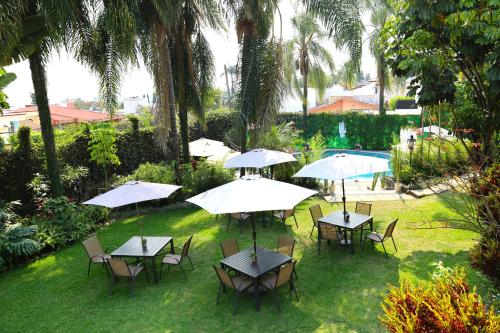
220;246;291;311
111;236;173;283
318;211;373;254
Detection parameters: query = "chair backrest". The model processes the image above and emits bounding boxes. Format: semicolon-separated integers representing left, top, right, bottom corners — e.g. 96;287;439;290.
275;261;295;288
213;266;235;290
309;204;323;226
220;238;239;258
319;223;340;241
82;235;105;259
277;236;295;257
384;219;398;239
181;235;193;259
107;258;131;277
355;202;372;216
282;208;295;219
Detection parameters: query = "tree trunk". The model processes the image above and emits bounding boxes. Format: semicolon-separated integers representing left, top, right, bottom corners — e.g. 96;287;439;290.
28;50;63;196
378;53;385;115
163;39;180;172
174;32;190;164
238;29;256;176
303;66;308;137
224;64;231;107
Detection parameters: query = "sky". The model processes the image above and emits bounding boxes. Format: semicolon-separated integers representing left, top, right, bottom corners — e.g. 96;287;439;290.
4;1;375;109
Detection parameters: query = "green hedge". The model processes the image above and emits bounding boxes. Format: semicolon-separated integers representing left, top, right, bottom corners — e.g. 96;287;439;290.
277;112;420;150
189;107;238;142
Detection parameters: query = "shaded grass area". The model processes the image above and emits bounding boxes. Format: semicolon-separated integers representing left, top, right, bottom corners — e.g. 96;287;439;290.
0;195;495;332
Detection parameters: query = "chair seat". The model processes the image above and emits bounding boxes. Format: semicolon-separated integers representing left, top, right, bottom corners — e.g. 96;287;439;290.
91;254;110;263
130;265;144;277
239;213;250;220
162;254;182;264
366;232;384;242
232;276;253;291
259;274;277;289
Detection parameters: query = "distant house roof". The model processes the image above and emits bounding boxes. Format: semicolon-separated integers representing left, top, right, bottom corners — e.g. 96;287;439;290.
309;97;378;114
6;103;121;126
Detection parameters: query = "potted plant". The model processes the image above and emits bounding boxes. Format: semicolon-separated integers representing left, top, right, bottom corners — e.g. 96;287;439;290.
391;146;403;193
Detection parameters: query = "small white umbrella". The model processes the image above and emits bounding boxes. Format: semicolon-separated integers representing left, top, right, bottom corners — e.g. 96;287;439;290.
189;138;228;157
83;181;181;208
223;148;297;169
293;153;389;215
207;150;241;163
186;175;316;256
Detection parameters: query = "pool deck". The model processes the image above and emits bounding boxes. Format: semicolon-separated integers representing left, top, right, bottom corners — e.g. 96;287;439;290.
322;180;417;203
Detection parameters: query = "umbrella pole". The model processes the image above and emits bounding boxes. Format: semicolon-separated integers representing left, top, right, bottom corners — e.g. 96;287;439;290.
342;178;347;216
252;215;257;261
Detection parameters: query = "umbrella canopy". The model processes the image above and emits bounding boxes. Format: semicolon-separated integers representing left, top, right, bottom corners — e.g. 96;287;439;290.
186;175;316;214
186;175;316;259
293;153;389;181
223;148;296;169
189;138;229;157
83;181;181;208
207;150;241;163
293;153;389;216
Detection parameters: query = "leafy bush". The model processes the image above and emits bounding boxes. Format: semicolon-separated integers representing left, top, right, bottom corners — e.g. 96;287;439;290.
31;197;109;249
380;265;500;332
468;163;500;284
277;112;420;150
257;123;304;151
388;95;415;110
114;162;176;186
191;162;234;195
0;201;41;268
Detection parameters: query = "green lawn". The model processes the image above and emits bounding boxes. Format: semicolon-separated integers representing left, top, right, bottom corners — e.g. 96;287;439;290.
0;195;494;332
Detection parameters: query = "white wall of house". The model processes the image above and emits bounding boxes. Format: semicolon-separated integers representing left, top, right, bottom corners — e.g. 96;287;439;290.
123;96;150;114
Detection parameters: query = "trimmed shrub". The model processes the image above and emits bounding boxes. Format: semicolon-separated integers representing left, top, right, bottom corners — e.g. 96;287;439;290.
114;162;176;186
189;107;238;142
277;112;420;150
380;265;500;332
388;95;416;110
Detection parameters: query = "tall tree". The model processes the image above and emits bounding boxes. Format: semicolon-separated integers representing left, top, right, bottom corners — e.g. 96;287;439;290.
169;0;222;163
285;13;334;133
364;0;393;115
385;0;499;162
0;1;88;196
228;0;287;175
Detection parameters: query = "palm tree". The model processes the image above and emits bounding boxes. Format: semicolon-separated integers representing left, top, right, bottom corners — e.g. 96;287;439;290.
169;0;223;163
366;0;391;115
228;0;286;175
285;13;334;132
79;0;182;176
0;1;89;196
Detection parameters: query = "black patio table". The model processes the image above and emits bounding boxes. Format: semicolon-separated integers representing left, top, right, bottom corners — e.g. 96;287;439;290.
318;211;373;254
220;246;292;311
111;236;174;283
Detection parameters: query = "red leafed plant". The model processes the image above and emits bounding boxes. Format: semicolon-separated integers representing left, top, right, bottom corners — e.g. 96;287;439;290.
379;266;500;332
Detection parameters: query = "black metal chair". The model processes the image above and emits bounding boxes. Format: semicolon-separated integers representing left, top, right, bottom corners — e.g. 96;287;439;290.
160;235;194;280
213;265;253;315
273;208;298;232
106;258;149;297
259;261;298;312
353;202;373;242
308;204;323;239
363;219;398;258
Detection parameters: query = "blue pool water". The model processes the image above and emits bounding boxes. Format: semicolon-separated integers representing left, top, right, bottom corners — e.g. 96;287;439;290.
323;149;392;180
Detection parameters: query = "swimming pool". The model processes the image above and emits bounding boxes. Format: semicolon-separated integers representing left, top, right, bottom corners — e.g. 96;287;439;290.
323;149;392;180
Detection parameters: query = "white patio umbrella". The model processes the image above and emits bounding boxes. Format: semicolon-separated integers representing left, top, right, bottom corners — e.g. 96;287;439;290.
83;181;181;208
189;137;229;157
186;175;316;257
223;148;297;169
293;153;389;216
207;150;241;163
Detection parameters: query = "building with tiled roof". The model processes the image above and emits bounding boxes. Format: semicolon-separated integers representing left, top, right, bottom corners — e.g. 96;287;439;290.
1;101;121;144
308;97;378;114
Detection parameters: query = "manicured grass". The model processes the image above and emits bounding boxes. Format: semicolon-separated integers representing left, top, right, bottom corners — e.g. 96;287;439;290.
0;195;495;332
